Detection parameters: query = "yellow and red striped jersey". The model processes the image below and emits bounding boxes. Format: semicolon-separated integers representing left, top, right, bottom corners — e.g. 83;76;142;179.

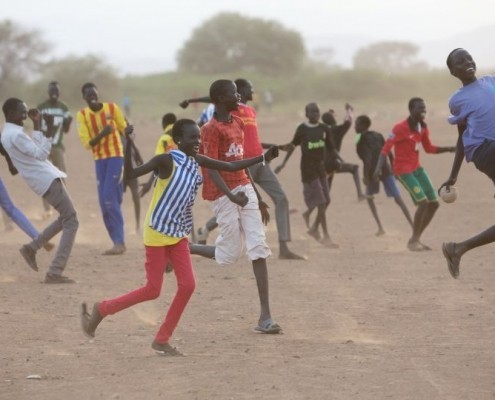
76;102;127;160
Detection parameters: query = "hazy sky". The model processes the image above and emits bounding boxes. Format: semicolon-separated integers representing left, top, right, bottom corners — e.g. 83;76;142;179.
4;0;494;75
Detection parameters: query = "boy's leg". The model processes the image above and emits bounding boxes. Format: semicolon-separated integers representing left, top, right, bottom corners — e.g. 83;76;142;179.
339;162;365;200
155;239;196;345
189;243;215;258
397;172;429;251
41;179;79;277
383;175;413;227
99;246;167;316
367;198;385;235
414;168;439;240
82;245;168;338
211;190;245;266
443;225;495;279
0;179;39;239
251;164;303;259
100;157;125;252
238;184;279;333
365;181;384;235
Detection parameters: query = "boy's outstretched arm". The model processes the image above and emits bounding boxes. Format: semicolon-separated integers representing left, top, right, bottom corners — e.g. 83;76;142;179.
179;96;212;109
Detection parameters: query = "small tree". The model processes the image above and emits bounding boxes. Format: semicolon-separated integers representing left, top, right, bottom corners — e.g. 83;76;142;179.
353;41;428;72
177;13;306;75
0;20;48;94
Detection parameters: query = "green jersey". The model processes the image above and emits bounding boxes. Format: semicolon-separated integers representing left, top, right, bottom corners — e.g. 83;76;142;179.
37;99;71;148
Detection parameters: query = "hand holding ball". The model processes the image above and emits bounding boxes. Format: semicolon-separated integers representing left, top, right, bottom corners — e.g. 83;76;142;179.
439;186;458;203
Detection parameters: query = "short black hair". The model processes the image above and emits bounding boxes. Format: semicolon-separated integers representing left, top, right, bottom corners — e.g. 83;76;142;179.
234;78;249;91
321;111;336;126
209;79;233;103
446;48;464;69
356;115;371;129
171;119;197;144
408;97;424;111
162;113;177;128
49;81;59;87
2;97;22;118
81;82;97;95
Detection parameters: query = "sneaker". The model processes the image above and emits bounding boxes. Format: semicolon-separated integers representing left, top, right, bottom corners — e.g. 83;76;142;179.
151;340;183;356
20;245;38;271
44;273;75;284
102;244;126;255
196;226;209;245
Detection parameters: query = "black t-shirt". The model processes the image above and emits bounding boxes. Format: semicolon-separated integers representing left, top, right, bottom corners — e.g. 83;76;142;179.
291;122;332;182
356;130;392;182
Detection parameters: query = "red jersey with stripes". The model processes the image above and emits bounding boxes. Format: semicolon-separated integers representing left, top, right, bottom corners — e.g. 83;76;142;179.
199;114;250;201
232;103;263;158
76;102;127;160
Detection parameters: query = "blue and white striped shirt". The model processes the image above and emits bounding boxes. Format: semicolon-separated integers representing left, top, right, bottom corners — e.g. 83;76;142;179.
149;150;203;237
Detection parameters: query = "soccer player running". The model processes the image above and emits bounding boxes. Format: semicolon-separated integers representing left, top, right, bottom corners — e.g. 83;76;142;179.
275;102;341;248
180;79;304;260
189;79;283;334
439;48;495;279
373;97;455;251
355;115;413;236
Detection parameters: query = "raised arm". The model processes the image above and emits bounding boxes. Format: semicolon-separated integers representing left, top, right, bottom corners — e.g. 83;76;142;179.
124;136;172;182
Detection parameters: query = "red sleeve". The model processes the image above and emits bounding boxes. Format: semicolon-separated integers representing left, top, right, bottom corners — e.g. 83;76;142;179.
380;124;403;156
421;127;438;154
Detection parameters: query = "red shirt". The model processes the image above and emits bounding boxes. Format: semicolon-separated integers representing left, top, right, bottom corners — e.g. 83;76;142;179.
199;115;250;201
381;118;438;175
232;104;263;158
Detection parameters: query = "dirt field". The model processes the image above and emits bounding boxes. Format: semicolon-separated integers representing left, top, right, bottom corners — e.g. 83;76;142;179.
1;108;494;400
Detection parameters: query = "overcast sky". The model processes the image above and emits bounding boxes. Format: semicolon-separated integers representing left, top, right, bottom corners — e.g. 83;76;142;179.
4;0;494;75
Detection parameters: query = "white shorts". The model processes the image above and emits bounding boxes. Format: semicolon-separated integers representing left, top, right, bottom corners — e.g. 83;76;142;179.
211;184;271;266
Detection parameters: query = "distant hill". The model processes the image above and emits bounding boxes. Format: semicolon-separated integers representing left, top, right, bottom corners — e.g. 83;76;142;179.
305;25;495;71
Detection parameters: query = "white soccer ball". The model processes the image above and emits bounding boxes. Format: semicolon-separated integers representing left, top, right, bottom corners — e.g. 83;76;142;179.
439;186;458;203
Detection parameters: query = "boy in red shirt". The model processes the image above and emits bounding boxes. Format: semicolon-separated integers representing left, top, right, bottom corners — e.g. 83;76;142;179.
373;97;455;251
190;79;281;334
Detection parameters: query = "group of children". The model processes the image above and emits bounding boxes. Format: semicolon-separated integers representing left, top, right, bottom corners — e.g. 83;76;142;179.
2;47;495;356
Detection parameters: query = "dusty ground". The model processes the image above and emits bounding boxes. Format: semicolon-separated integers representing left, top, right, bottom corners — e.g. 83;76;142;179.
1;108;495;400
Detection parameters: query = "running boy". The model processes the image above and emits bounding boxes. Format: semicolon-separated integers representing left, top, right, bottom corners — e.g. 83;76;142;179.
275;102;340;248
80;118;279;355
373;97;455;251
439;48;495;279
355;115;413;236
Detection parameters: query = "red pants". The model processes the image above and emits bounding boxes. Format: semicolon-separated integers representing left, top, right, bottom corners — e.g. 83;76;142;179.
98;239;196;344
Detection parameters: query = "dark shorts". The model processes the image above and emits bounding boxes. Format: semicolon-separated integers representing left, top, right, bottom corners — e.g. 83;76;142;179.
472;139;495;185
366;175;400;197
303;177;330;209
397;167;437;204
